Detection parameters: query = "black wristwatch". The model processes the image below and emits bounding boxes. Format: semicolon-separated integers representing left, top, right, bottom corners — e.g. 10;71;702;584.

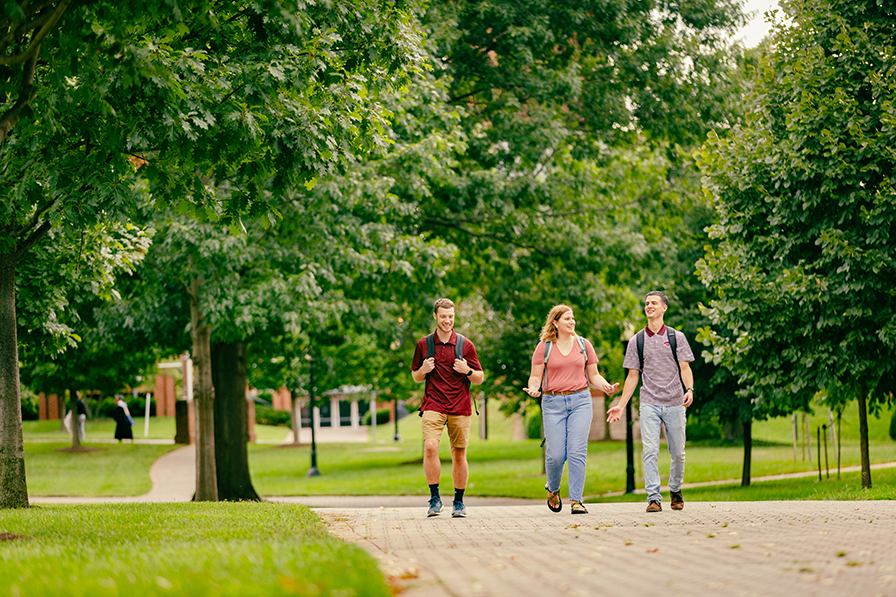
685;387;694;394
466;368;474;377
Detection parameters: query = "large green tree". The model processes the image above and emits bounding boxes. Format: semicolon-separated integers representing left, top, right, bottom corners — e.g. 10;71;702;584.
1;0;422;507
697;0;896;489
366;0;751;413
129;162;450;500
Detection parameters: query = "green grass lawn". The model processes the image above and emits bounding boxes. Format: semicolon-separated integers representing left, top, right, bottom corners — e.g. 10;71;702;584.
0;503;390;597
23;417;290;442
24;442;179;496
22;401;896;500
23;418;288;496
599;466;896;503
248;400;896;500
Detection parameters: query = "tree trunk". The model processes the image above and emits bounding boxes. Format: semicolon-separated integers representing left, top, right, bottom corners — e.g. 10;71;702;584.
290;390;303;445
212;341;259;501
741;419;752;487
0;249;29;508
69;389;81;449
857;383;871;489
189;277;218;501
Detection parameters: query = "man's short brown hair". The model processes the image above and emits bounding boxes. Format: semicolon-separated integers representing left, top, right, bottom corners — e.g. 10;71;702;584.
646;290;669;306
433;298;455;313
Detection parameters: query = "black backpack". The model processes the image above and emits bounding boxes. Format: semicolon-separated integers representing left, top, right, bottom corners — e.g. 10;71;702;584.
423;332;478;414
629;326;685;393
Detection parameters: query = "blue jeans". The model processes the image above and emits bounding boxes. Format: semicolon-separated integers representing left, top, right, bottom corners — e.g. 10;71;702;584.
542;389;592;502
640;404;686;503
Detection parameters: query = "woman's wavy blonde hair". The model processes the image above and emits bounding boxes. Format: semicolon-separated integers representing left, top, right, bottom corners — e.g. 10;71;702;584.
539;304;573;342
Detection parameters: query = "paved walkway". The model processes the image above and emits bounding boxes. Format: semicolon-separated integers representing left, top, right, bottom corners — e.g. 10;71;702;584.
320;500;896;597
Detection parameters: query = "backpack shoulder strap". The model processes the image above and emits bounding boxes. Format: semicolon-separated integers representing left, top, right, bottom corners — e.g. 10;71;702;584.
425;333;435;360
636;329;645;372
666;326;678;359
576;336;588;364
541;341;552;393
454;333;475;411
455;333;465;361
666;326;686;392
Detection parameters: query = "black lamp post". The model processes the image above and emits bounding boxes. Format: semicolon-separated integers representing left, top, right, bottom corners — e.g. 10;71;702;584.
306;354;320;477
622;340;635;493
625;397;636;493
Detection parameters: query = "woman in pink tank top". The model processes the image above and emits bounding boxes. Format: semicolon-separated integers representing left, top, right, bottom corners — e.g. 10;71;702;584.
523;304;618;514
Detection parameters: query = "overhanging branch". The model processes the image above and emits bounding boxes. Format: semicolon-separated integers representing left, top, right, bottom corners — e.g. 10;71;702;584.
14;218;52;260
0;0;71;66
0;37;39;144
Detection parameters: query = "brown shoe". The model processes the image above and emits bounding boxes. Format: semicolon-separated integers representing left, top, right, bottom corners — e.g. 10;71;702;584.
646;500;662;512
670;491;684;511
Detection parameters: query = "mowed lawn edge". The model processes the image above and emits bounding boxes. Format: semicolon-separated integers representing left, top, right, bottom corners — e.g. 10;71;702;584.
0;502;391;597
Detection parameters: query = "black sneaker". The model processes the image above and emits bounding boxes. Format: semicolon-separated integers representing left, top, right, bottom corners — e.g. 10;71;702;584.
670;491;684;511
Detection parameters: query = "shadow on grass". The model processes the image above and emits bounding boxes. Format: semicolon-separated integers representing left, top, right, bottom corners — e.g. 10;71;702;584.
54;446;104;453
687;438;790;448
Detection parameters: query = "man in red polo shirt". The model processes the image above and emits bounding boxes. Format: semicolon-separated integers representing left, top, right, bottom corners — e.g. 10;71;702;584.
411;298;484;518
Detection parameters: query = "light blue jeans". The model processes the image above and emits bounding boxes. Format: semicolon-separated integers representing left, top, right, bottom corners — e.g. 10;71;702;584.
640;404;686;503
542;389;592;502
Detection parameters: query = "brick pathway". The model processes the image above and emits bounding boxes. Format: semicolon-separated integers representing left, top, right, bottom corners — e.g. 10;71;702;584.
320;500;896;597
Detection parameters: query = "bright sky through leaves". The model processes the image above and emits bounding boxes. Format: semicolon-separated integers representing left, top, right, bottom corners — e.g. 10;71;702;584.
735;0;780;47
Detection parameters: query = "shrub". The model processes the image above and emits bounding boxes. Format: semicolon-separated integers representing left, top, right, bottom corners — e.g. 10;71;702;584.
20;387;39;421
526;411;542;440
687;414;725;442
255;404;292;427
126;397;155;417
97;397;118;418
362;408;391;426
889;408;896;441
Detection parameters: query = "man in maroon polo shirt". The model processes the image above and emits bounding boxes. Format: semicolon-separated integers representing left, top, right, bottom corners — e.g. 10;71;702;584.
411;298;484;518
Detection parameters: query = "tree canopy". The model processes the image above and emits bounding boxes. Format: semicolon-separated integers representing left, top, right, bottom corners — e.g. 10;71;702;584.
698;0;896;488
1;0;425;507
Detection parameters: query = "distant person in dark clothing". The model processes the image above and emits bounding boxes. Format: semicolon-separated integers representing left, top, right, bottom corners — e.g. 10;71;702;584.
113;396;134;442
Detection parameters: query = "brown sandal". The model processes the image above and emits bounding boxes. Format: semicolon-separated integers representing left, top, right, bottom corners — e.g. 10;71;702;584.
570;500;588;514
547;490;562;512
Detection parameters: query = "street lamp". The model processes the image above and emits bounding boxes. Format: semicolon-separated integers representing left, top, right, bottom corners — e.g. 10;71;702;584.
625;395;636;493
622;340;635;493
305;353;320;477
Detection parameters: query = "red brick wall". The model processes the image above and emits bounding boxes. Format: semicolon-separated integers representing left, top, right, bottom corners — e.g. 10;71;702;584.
154;375;177;417
272;387;292;411
38;393;64;420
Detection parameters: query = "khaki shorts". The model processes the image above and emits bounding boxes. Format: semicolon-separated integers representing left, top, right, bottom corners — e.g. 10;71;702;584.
421;411;471;449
